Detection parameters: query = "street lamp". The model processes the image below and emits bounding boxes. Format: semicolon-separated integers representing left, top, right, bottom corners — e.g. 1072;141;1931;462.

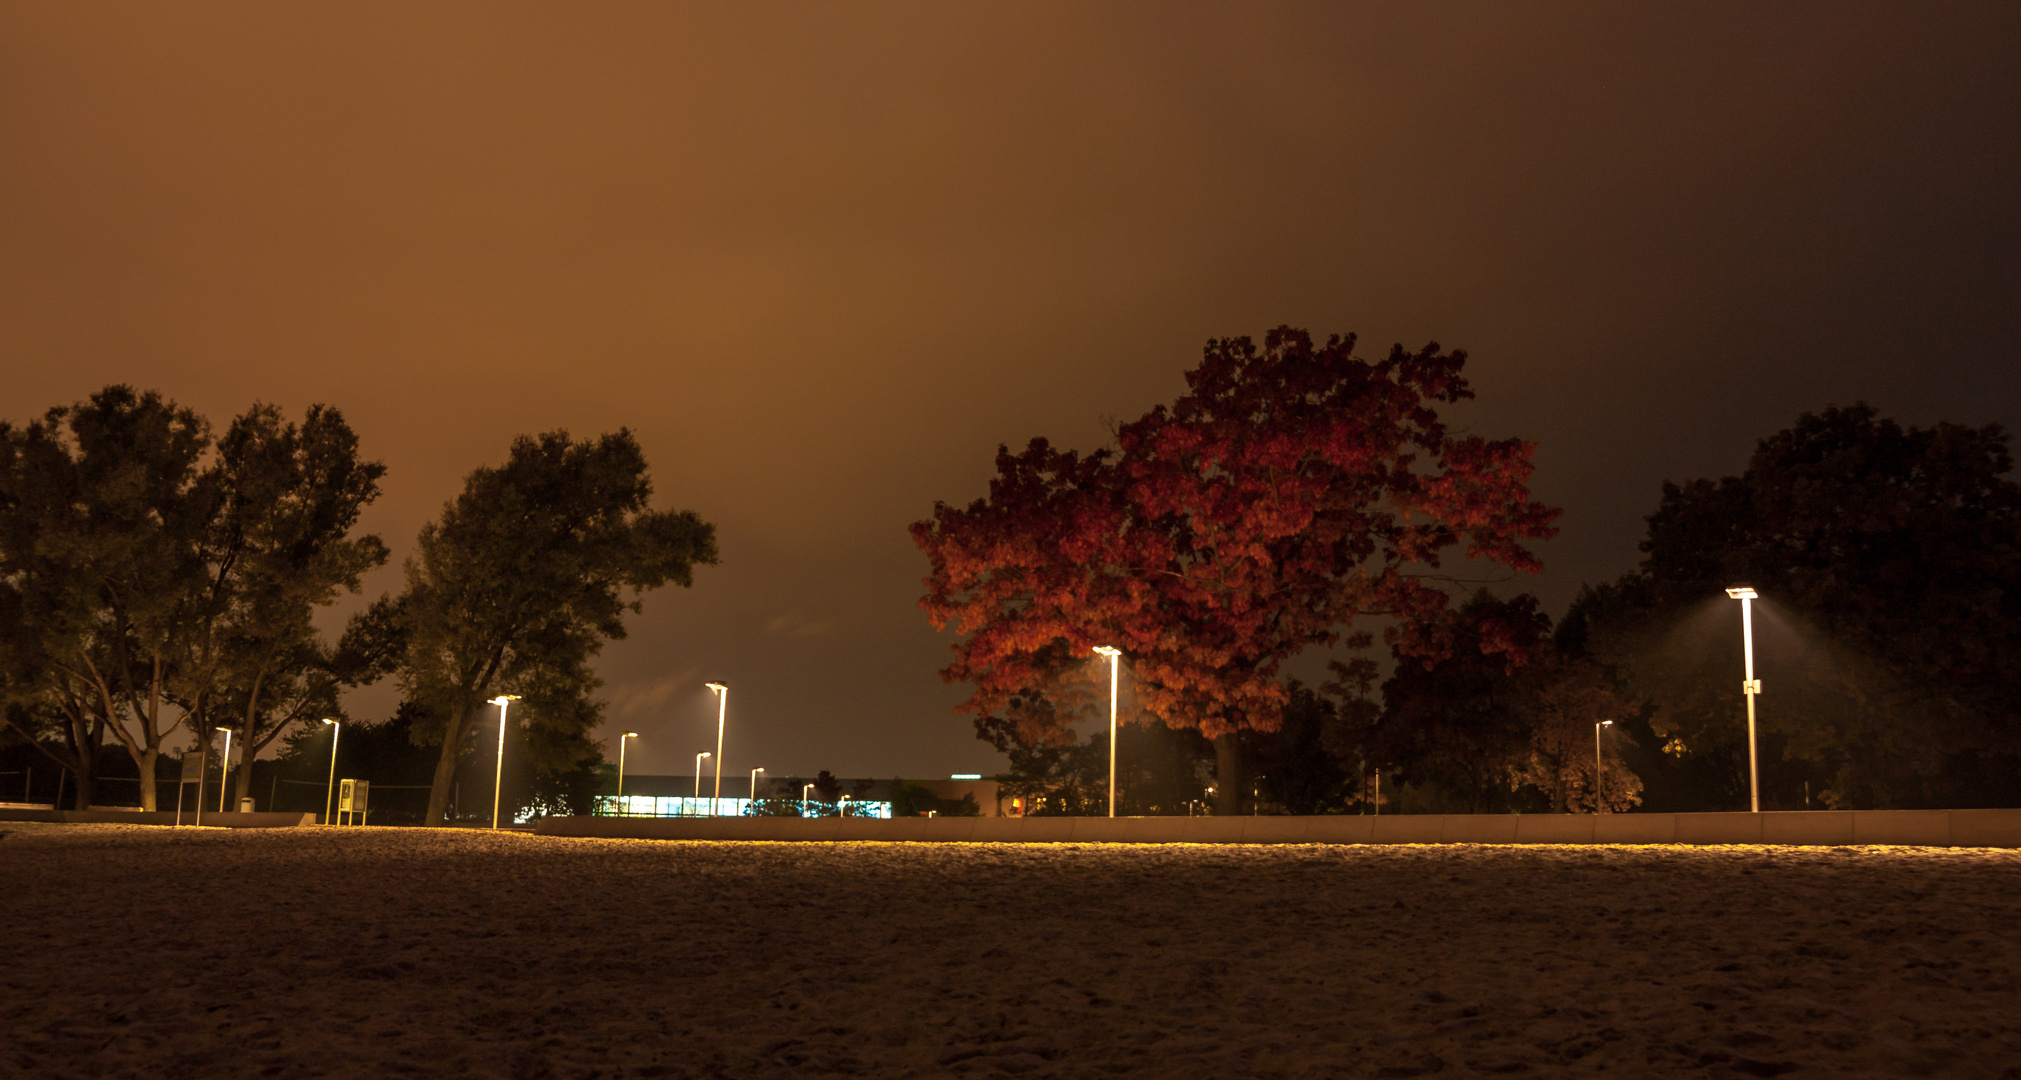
1726;586;1763;813
802;782;814;817
1093;646;1121;818
694;752;711;816
488;695;520;830
1253;775;1266;817
1594;720;1615;813
320;719;340;826
616;732;639;813
217;726;235;814
705;683;728;817
749;767;764;814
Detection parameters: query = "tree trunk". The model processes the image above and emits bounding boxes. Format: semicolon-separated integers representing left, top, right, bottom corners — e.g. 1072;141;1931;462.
135;746;159;810
1214;733;1242;816
424;704;470;826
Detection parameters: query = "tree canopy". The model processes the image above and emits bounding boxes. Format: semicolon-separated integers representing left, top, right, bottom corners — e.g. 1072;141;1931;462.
1567;403;2021;809
913;327;1558;810
395;429;717;825
0;387;389;810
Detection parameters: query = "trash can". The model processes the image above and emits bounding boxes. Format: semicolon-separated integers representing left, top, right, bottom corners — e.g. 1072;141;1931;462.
238;797;255;813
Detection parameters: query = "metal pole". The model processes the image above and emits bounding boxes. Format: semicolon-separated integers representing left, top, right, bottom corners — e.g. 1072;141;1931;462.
218;729;233;813
323;722;340;825
194;736;206;827
617;736;626;807
1595;722;1603;812
803;782;812;817
492;698;510;829
1742;596;1760;813
712;686;727;817
749;767;764;815
695;752;710;816
1107;652;1118;818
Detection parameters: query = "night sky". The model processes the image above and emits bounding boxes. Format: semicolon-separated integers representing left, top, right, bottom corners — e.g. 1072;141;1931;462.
4;4;2017;781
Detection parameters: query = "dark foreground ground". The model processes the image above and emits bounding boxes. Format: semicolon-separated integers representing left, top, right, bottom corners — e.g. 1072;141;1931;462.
1;824;2017;1079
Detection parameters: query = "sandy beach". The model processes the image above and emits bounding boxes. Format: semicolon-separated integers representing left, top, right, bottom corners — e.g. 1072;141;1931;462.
2;823;2017;1079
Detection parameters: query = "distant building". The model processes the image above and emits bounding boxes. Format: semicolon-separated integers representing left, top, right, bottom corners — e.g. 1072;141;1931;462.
602;775;1003;817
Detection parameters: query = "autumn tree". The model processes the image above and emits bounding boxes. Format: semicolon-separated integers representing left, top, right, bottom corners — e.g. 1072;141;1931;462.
396;430;716;826
914;327;1559;812
1570;403;2021;809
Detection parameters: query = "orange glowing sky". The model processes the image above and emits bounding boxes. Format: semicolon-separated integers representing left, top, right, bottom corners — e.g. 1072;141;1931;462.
4;3;2017;778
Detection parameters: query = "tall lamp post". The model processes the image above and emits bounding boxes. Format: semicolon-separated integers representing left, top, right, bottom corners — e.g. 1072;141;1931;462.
1593;720;1614;813
488;695;520;830
705;683;728;817
694;752;711;816
217;726;235;814
320;719;340;826
616;732;638;813
802;782;814;817
748;767;764;814
1093;646;1121;817
1726;586;1763;813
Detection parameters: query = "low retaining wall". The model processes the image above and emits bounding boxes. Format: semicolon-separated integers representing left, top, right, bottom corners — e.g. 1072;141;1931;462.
0;809;317;828
535;808;2021;847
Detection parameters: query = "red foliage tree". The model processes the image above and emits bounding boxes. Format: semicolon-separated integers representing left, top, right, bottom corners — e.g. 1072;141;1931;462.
912;327;1559;811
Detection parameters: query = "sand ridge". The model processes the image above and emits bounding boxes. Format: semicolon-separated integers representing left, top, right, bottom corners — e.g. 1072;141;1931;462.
1;823;2017;1078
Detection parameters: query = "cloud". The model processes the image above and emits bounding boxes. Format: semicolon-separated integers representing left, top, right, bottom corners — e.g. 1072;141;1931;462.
611;668;702;719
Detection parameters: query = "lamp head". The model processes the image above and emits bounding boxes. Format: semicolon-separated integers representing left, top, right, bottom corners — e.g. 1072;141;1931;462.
1726;586;1758;600
488;694;520;706
321;718;337;726
622;732;638;739
753;767;765;773
705;682;727;694
1601;720;1614;727
1093;645;1121;657
699;751;711;758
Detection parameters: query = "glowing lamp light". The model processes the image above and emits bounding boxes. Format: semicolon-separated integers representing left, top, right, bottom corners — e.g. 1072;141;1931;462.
1093;645;1121;818
616;732;639;809
488;695;520;829
320;718;341;826
704;683;728;816
950;773;982;780
1726;586;1763;811
1594;720;1615;814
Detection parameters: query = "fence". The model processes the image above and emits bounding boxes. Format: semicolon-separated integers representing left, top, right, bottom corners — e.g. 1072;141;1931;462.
539;808;2021;846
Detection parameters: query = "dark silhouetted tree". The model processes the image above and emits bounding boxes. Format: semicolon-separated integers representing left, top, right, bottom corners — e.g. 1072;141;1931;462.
1569;404;2021;809
0;388;210;810
183;403;394;810
395;430;717;825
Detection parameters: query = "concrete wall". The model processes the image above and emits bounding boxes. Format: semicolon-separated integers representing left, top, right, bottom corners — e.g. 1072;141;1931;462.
535;808;2021;847
0;809;317;828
